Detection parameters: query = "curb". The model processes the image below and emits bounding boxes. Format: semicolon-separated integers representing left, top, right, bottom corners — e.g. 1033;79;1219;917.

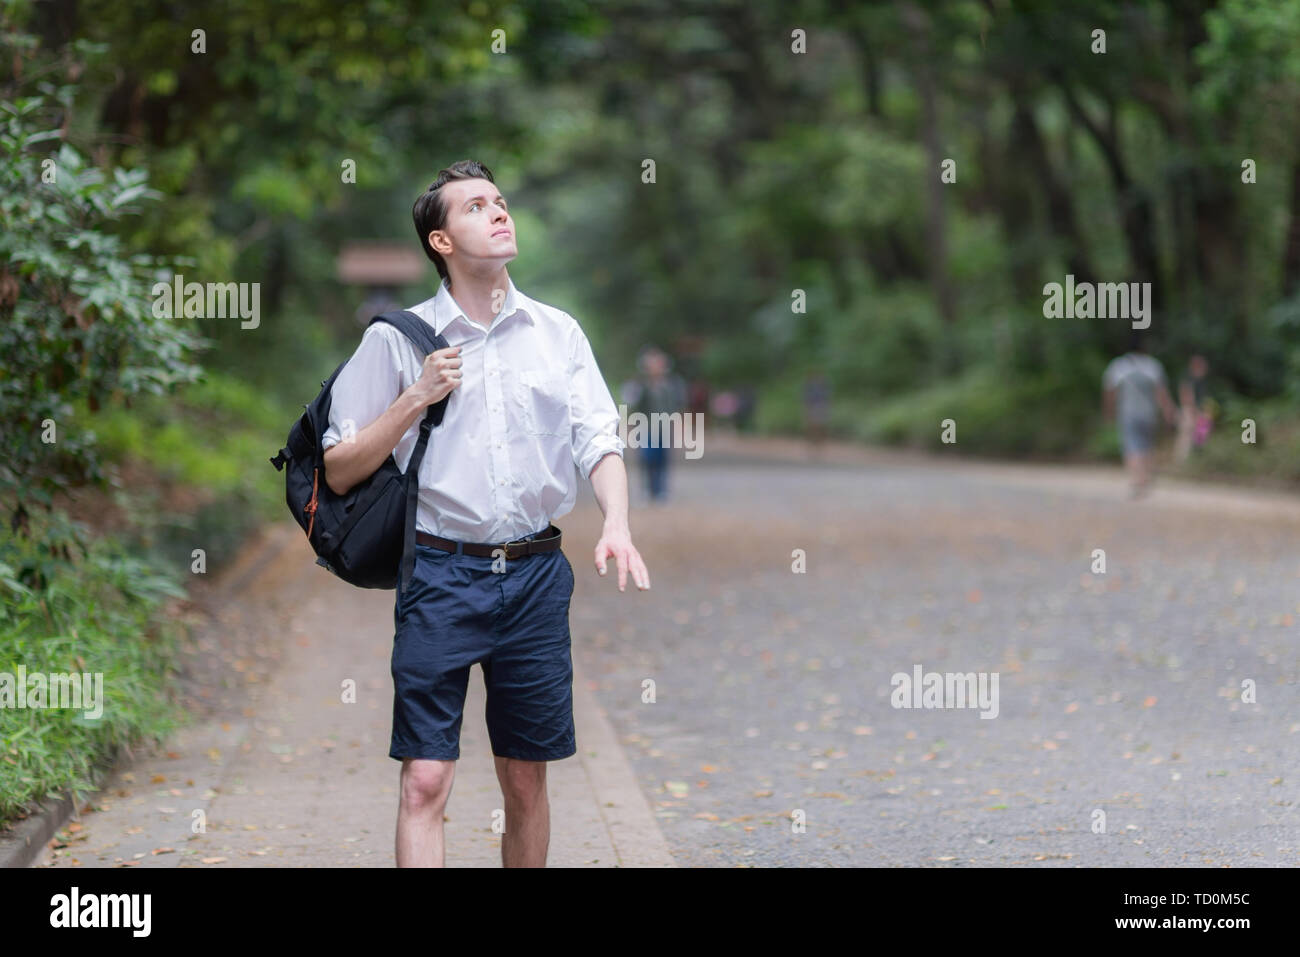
572;660;677;867
0;748;119;869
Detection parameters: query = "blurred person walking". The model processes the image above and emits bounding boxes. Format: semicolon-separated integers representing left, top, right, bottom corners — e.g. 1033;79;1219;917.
803;369;831;457
630;345;687;503
1174;353;1213;463
1102;332;1177;498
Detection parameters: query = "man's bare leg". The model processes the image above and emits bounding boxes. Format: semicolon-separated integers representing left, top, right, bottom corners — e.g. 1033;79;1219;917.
396;757;456;867
494;756;550;867
1123;451;1139;495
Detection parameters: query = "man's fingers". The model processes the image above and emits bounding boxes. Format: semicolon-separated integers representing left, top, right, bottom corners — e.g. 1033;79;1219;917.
426;347;460;366
632;553;650;590
593;543;649;591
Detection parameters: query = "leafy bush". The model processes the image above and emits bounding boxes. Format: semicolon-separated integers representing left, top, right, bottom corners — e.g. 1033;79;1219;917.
0;87;201;560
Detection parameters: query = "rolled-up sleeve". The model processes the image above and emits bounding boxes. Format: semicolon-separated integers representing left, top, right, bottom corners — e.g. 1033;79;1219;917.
321;325;405;450
567;319;625;481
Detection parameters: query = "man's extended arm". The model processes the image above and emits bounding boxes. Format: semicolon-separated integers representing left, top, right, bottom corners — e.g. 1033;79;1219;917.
566;318;648;592
589;451;650;591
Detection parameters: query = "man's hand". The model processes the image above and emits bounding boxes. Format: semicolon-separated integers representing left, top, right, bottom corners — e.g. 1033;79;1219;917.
593;523;650;592
586;452;646;591
322;345;462;496
411;345;462;406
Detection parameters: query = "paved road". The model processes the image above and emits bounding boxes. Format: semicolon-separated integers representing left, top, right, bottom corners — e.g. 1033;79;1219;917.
577;434;1300;866
32;433;1300;867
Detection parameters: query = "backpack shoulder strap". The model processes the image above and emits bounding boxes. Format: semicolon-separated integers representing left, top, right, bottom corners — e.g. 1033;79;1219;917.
364;309;451;591
368;309;447;357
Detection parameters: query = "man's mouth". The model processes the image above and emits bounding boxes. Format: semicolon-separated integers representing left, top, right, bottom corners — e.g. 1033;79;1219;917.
492;230;511;238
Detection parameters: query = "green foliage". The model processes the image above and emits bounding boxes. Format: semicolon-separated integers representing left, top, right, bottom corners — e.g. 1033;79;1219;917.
846;367;1102;459
0;86;202;548
94;372;283;489
1177;396;1300;485
0;516;188;827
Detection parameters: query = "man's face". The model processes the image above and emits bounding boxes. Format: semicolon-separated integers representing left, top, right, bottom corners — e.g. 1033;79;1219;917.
431;177;517;269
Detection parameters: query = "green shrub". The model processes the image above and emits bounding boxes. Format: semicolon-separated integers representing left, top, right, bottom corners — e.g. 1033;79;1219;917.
0;515;188;827
0;88;201;552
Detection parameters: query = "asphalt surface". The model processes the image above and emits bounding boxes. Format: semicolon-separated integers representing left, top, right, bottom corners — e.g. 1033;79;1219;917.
572;434;1300;866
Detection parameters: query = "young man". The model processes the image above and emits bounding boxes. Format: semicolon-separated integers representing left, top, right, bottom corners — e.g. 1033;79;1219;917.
320;160;650;867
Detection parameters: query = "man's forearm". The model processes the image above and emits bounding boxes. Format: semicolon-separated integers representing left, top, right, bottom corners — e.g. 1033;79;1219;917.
589;452;629;530
323;386;429;495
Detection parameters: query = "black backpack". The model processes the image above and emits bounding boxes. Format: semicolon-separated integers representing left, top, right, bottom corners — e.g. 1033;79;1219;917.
270;310;449;590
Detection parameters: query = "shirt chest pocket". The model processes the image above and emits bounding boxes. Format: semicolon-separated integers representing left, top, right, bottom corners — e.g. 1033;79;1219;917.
513;369;570;437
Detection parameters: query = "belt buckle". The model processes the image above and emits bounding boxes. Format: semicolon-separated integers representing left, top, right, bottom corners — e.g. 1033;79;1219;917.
500;535;530;561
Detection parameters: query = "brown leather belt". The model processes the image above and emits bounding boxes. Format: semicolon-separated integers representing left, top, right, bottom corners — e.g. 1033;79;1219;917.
415;523;562;560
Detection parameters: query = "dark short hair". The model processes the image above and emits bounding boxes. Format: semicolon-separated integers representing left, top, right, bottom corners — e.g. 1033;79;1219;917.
412;160;497;281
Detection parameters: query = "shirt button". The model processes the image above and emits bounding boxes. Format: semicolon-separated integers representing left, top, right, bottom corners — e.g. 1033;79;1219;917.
499;478;505;485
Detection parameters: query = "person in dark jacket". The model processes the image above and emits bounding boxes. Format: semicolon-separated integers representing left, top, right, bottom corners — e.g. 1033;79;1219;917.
628;345;687;502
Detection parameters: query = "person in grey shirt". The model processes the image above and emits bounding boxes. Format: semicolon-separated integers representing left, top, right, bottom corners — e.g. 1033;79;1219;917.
1102;333;1177;497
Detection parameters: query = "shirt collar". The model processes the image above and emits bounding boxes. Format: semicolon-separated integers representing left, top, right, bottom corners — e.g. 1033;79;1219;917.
429;275;537;336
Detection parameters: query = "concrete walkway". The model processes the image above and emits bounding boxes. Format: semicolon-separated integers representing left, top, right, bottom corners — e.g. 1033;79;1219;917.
33;516;674;868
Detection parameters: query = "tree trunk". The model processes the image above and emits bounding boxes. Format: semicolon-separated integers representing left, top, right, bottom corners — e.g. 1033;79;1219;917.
904;3;956;326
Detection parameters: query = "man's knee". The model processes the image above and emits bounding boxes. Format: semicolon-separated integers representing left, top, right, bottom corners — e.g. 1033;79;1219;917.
400;758;456;810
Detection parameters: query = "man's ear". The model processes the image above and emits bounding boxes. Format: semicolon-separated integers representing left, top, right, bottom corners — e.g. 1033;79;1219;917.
429;229;450;256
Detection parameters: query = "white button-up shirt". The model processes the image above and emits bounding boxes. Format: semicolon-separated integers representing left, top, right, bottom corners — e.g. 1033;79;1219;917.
321;275;625;543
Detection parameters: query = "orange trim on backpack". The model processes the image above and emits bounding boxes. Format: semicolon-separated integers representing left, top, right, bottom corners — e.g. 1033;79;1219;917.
305;467;320;539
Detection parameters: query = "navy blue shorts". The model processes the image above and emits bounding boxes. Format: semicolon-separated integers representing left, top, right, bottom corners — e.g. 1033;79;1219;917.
389;529;577;763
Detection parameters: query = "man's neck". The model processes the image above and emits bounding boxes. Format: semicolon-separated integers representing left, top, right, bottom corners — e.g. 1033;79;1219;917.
446;267;511;328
